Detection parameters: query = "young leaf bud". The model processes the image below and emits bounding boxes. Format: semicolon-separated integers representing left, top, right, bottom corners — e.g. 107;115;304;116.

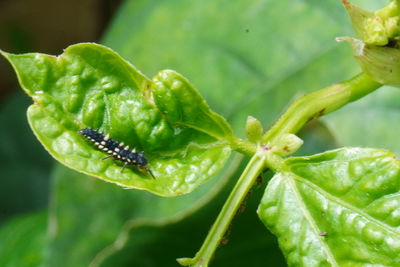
245;116;263;143
339;1;400;87
343;0;400;46
272;133;303;156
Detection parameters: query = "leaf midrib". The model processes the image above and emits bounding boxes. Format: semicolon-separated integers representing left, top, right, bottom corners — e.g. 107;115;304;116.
285;175;339;267
290;172;400;238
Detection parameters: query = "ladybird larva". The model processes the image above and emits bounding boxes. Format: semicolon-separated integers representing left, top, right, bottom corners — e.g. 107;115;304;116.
78;128;155;178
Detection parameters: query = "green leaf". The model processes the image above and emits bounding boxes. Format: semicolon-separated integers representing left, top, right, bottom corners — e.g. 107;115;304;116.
340;1;400;87
1;43;232;196
343;0;400;46
258;147;400;266
153;70;233;140
0;211;47;267
339;37;400;87
100;174;286;267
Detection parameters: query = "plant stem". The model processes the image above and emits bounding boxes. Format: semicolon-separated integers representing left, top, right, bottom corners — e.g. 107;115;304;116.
178;72;381;267
177;150;267;267
230;137;257;156
262;72;381;144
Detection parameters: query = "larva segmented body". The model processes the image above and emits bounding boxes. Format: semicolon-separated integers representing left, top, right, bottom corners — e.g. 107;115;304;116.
78;128;155;178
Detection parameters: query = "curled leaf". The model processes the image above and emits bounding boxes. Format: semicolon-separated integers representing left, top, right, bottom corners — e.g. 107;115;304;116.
340;1;400;87
152;70;233;140
343;0;400;46
338;37;399;86
1;43;233;196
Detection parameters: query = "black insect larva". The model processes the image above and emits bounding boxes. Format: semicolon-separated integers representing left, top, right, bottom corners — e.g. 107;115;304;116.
78;128;155;178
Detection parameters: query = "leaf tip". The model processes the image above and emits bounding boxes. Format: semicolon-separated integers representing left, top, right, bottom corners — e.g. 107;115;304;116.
0;49;12;61
341;0;351;9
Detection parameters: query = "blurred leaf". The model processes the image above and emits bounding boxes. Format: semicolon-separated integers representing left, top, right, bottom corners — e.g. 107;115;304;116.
1;44;231;196
258;147;400;266
0;92;52;222
295;120;338;156
103;0;387;136
0;211;46;267
100;171;285;267
44;159;238;267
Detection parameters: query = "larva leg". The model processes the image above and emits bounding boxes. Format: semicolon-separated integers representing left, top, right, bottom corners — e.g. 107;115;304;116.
101;155;113;160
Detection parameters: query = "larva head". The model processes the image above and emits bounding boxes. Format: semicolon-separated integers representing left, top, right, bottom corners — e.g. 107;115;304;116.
136;152;148;167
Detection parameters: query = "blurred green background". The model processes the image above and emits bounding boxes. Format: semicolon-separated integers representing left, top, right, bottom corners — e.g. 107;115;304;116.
1;0;399;266
0;0;122;222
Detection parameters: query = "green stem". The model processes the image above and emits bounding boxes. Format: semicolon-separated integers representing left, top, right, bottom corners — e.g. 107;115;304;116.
177;150;267;267
230;137;257;156
262;72;381;144
178;72;381;267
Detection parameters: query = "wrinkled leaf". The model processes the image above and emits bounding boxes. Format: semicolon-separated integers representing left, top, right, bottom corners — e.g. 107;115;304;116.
1;43;232;196
153;70;233;140
0;211;46;267
258;147;400;266
45;118;337;266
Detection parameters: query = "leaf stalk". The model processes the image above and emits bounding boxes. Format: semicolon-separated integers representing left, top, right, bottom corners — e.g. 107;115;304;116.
181;72;382;266
177;149;267;267
262;72;381;145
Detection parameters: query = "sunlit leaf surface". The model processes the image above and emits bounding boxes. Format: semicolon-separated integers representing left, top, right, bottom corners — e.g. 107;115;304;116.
258;148;400;266
1;44;232;196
